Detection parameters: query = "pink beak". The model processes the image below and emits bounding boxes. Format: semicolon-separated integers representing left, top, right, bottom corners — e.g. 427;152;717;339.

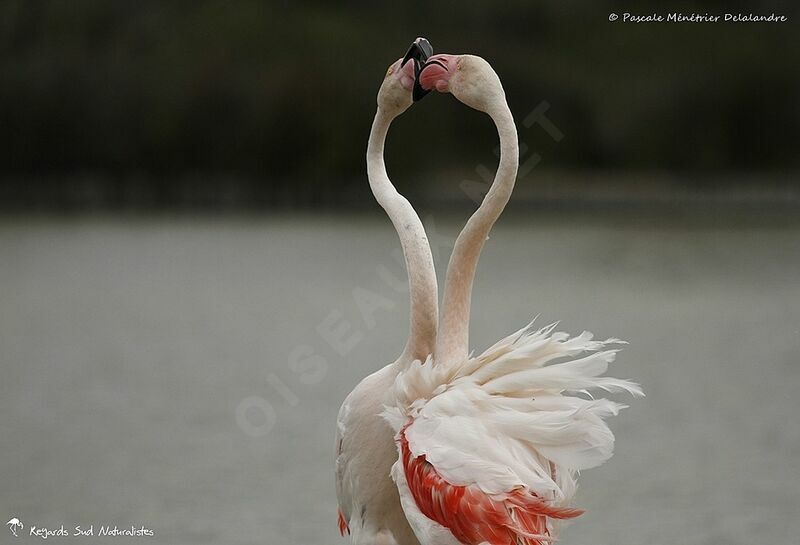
419;54;457;93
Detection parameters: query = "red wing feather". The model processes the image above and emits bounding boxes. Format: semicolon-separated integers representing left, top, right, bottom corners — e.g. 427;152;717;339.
337;507;350;536
400;425;582;544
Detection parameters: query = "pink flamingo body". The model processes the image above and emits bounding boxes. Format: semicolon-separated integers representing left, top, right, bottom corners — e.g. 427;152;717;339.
335;40;642;545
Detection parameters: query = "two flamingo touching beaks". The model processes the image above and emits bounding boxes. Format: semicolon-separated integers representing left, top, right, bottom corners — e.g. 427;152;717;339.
334;38;643;545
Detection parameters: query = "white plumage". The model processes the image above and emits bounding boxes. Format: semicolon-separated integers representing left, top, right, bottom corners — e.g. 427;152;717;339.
384;322;643;522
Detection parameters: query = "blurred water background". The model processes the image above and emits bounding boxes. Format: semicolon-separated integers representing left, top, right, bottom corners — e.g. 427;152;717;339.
2;213;799;544
1;2;799;544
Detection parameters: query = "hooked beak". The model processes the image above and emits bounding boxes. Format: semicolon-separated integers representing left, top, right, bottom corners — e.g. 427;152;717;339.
401;37;434;102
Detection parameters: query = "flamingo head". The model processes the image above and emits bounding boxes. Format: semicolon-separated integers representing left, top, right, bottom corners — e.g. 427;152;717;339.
418;54;504;114
377;37;433;115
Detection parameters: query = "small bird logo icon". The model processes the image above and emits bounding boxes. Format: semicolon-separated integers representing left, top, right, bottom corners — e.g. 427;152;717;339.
6;518;23;537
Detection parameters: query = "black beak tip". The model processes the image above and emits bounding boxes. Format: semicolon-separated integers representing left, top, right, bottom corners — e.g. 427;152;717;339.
412;84;430;102
415;37;433;60
401;37;433;67
401;37;433;102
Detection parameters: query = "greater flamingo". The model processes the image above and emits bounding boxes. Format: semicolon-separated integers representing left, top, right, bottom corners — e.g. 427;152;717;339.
335;38;643;545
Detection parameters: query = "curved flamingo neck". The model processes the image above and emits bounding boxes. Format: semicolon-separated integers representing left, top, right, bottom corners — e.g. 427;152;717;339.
367;107;439;362
435;100;519;367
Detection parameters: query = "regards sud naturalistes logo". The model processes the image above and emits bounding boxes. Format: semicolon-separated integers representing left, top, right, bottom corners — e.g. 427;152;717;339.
7;518;154;539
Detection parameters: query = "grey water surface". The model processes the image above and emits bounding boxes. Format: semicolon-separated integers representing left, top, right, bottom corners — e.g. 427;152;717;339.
1;213;799;544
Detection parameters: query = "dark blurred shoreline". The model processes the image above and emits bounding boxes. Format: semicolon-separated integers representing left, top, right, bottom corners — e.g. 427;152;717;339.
2;172;798;222
2;2;798;206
